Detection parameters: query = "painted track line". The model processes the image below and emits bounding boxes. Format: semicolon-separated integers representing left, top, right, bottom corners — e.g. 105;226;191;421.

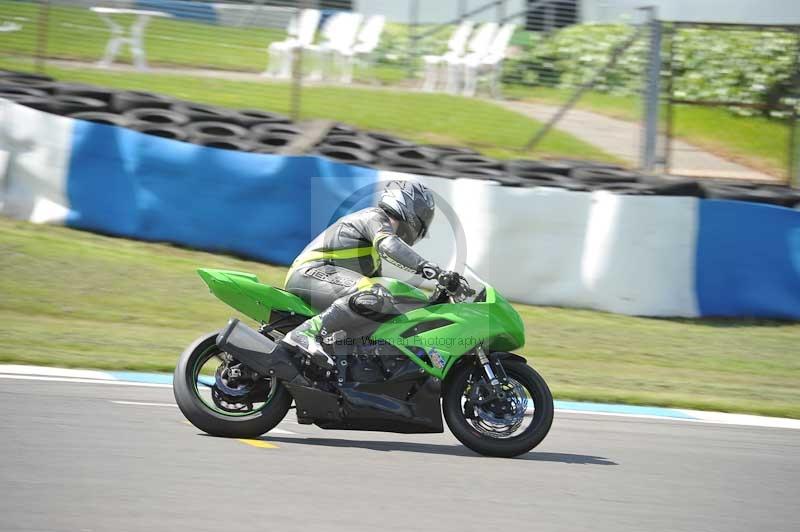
3;365;799;431
0;374;172;388
112;400;177;407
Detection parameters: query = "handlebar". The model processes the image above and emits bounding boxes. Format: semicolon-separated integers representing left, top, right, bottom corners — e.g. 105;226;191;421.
431;271;476;303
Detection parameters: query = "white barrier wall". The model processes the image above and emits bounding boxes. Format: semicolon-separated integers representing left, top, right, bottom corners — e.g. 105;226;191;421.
399;176;700;316
0;100;73;224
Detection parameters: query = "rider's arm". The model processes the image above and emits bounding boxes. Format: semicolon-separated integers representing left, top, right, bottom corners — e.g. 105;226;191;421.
362;210;439;278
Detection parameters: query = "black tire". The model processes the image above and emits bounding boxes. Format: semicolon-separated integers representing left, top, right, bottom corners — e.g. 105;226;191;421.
321;134;379;152
555;158;623;171
194;137;255;151
48;95;107;115
440;153;503;170
129;123;189;141
171;102;238;124
111;90;174;113
250;132;297;152
235;109;290;127
173;332;292;438
3;95;53;112
701;183;798;207
443;358;554;458
54;83;116;103
365;131;414;149
639;176;706;198
571;168;641;183
124;107;190;126
249;122;303;137
0;86;48;98
69;111;133;127
419;144;478;159
330;123;359;135
186;121;249;139
0;77;59;93
505;159;574;177
314;145;376;165
377;146;440;164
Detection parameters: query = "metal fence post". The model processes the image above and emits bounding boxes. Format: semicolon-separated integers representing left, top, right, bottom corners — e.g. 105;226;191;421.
640;7;662;172
35;0;51;73
791;111;799;188
290;1;311;122
407;0;419;79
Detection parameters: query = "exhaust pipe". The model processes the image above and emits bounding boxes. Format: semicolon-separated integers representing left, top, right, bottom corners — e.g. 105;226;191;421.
216;318;301;382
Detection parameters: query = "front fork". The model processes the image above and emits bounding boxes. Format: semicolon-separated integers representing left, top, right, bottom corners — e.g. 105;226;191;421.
470;345;510;404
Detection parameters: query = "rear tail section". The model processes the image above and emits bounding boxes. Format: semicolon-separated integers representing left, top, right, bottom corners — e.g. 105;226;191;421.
197;268;317;323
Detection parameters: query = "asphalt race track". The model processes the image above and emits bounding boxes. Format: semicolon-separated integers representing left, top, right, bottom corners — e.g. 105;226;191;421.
1;378;798;532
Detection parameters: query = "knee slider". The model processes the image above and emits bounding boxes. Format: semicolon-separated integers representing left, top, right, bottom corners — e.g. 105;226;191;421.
348;285;393;320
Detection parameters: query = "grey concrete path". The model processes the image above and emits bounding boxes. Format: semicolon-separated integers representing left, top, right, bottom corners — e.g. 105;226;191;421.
500;100;778;181
2;377;799;532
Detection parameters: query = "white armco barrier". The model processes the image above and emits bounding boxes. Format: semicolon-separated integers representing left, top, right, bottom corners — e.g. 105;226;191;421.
0;100;73;224
387;175;700;317
1;99;799;319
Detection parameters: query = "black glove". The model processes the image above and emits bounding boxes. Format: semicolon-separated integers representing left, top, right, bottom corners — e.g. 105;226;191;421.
419;261;440;280
437;270;462;293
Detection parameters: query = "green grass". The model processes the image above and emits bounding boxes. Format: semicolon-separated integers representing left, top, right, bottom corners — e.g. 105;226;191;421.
1;1;283;72
505;85;793;178
0;58;619;163
2;217;799;418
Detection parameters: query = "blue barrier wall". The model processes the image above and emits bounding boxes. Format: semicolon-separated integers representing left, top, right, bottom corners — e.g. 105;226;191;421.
696;200;800;319
66;120;379;265
135;0;218;23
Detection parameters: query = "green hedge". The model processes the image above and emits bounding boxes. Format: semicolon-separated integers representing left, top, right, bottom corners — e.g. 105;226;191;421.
504;23;798;116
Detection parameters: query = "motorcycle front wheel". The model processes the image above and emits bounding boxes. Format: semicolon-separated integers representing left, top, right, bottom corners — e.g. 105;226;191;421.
173;332;292;438
443;358;554;458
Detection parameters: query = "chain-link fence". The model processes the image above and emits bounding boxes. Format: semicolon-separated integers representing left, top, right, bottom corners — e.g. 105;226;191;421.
1;0;797;185
661;22;800;184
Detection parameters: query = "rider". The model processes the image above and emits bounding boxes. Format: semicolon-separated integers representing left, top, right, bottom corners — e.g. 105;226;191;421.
281;180;456;369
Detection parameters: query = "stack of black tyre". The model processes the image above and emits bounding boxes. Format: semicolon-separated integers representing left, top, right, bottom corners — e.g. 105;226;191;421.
0;70;302;153
2;70;799;209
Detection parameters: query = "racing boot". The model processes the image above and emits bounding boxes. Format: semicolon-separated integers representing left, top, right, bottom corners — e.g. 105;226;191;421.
281;318;335;370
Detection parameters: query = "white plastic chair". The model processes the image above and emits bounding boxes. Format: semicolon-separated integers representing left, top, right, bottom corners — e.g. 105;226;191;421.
91;7;172;71
337;14;385;83
306;12;364;81
421;20;474;92
263;8;320;79
444;22;498;94
462;23;517;97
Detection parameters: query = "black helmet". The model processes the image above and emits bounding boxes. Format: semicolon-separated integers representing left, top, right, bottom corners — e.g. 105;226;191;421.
378;180;435;245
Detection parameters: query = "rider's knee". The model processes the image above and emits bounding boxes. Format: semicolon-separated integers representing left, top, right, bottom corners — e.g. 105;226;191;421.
348;285;395;321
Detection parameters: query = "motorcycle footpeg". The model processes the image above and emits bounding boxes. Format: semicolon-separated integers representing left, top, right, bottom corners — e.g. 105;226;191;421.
310;351;335;370
216;318;300;381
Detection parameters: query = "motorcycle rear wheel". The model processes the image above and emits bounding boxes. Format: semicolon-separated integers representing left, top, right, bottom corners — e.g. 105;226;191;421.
174;332;292;438
443;358;553;458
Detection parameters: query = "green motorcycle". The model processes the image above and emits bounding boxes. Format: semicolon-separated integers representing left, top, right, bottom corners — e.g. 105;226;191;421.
174;266;553;458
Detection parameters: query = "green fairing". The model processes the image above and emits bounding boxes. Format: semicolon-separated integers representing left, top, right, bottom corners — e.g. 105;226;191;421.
197;269;316;323
198;270;525;379
370;286;525;379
